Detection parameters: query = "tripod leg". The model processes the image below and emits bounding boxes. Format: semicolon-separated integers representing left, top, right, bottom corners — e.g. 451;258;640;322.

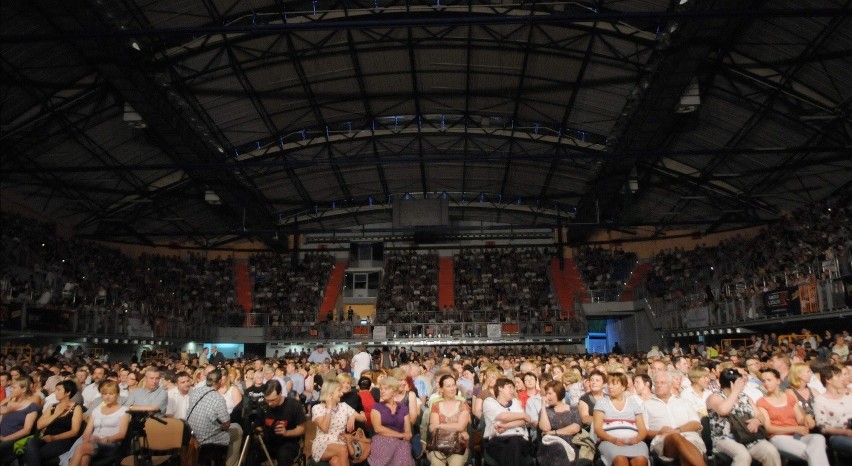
237;433;254;466
253;434;275;466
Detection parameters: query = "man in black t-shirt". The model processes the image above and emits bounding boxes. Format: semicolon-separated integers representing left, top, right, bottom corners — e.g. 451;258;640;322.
253;380;305;466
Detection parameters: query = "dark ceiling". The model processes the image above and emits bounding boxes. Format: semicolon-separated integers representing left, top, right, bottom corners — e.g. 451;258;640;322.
1;0;850;249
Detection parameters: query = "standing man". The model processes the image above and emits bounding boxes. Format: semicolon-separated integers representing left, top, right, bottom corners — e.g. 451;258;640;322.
351;344;372;380
307;345;331;364
126;366;168;414
186;369;231;466
209;346;226;366
643;371;707;466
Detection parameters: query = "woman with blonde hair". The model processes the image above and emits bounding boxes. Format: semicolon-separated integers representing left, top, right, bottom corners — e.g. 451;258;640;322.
218;369;244;466
472;366;502;419
68;381;129;466
788;363;817;423
681;365;712;417
563;367;584;407
337;373;368;428
311;380;357;466
369;377;414;466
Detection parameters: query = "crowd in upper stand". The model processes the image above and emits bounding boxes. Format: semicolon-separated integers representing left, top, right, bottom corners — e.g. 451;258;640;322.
453;248;555;315
2;195;850;333
251;252;334;325
645;199;850;300
375;251;439;324
575;246;638;301
0;213;240;329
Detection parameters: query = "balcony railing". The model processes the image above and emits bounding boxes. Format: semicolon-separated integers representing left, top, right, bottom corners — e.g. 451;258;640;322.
654;276;849;330
263;319;585;341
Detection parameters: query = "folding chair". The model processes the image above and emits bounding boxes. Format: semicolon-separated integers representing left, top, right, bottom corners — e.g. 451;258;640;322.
119;417;185;466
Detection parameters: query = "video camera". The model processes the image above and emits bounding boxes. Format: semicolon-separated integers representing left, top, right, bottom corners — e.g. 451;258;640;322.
242;393;269;428
126;407;166;436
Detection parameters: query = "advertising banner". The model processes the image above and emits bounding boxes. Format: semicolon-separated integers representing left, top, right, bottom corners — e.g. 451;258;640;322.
762;287;801;316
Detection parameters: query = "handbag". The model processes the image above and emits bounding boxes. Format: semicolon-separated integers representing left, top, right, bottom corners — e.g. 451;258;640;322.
727;414;767;444
341;428;371;463
427;428;466;455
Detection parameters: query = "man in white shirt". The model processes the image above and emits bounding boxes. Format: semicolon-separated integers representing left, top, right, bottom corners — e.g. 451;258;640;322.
81;366;105;409
351;344;372;380
166;371;193;419
643;371;707;466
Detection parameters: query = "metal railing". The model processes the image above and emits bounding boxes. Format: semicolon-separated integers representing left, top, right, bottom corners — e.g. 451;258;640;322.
654;276;850;330
263;319;585;341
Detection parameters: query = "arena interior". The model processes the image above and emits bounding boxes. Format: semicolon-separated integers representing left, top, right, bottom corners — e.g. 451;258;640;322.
1;2;852;465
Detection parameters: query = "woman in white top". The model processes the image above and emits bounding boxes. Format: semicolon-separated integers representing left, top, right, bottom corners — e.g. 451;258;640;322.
69;381;129;466
312;381;357;465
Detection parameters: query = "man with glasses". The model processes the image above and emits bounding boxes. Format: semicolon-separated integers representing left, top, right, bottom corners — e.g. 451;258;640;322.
254;380;305;466
745;358;765;402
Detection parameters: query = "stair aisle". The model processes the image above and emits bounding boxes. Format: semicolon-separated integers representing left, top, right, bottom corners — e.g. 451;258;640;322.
318;261;347;322
438;257;455;310
233;260;254;325
550;257;589;319
620;262;652;301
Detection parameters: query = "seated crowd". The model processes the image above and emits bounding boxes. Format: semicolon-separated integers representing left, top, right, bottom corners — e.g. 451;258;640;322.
0;213;242;333
453;248;554;313
375;252;439;324
646;199;850;301
575;246;638;301
251;252;334;326
3;333;852;466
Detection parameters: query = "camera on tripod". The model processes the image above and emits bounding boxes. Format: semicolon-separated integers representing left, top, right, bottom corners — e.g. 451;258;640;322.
127;407;165;433
242;394;269;428
125;407;165;466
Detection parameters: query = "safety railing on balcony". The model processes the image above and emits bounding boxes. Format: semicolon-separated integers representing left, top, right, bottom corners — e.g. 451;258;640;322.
263;319;586;341
654;276;850;330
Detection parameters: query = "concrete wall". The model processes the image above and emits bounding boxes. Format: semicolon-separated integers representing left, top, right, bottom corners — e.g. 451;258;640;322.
606;311;663;354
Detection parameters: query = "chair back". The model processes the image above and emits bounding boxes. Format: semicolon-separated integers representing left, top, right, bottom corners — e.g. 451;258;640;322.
304;419;317;458
145;417;186;451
